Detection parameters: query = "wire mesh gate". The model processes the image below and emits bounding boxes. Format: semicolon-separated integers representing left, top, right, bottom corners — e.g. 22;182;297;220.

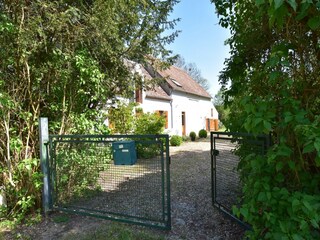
210;132;270;227
47;134;171;229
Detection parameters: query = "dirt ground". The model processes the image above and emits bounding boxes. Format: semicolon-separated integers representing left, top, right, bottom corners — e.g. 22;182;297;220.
3;139;245;240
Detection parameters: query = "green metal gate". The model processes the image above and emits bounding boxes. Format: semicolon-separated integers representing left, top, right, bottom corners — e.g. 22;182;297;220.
47;134;171;229
210;132;270;227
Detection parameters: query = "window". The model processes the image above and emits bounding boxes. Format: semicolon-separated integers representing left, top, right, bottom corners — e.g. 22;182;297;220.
170;78;182;87
156;110;168;129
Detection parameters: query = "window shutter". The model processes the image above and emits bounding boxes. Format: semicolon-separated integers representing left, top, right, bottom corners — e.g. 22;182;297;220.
135;89;143;103
164;111;168;129
155;110;168;129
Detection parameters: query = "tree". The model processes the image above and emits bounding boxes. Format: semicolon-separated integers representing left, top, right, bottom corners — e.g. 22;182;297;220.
107;102;136;134
0;0;179;222
213;89;229;127
174;54;210;91
212;0;320;238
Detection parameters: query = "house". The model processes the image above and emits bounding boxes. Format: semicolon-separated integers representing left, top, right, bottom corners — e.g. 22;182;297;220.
135;64;219;136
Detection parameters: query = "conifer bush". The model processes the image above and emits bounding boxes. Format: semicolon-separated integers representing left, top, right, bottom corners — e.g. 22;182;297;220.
189;131;196;141
198;129;208;138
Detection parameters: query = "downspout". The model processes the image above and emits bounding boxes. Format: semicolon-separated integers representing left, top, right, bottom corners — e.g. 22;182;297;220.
170;100;173;129
169;86;174;130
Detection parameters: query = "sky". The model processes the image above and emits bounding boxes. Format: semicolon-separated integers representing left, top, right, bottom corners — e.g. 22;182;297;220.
166;0;230;96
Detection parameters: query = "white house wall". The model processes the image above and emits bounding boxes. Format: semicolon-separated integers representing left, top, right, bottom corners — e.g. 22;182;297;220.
170;91;218;136
141;90;218;136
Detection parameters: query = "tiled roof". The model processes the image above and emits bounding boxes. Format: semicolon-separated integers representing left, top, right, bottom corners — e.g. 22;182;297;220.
158;65;212;99
140;64;153;81
145;86;172;101
140;64;172;101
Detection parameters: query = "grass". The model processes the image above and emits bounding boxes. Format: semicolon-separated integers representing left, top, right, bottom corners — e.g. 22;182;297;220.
62;222;165;240
0;217;165;240
52;214;70;223
0;211;43;240
0;220;14;240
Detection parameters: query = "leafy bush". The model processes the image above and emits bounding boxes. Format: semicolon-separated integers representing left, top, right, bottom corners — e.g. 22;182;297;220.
198;129;207;138
189;131;196;141
55;144;112;204
134;113;165;158
181;135;188;142
134;112;165;135
107;102;136;134
1;158;43;225
170;135;182;146
213;1;320;238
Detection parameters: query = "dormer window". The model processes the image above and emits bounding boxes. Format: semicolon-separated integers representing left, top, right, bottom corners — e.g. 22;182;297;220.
170;78;182;87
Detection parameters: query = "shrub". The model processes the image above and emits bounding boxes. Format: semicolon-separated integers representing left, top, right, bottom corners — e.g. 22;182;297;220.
55;145;112;204
134;113;165;135
134;113;165;158
189;131;196;141
170;135;182;146
181;135;188;142
198;129;207;138
107;102;136;134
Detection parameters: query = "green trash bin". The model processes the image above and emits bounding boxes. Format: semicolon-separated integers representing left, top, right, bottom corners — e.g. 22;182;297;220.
112;140;137;165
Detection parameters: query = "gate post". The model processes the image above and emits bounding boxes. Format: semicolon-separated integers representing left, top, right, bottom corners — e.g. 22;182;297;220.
39;117;51;216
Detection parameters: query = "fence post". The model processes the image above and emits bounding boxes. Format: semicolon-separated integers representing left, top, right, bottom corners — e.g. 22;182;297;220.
39;117;51;216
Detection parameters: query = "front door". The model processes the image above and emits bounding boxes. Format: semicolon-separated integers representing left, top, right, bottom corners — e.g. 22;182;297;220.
181;112;186;136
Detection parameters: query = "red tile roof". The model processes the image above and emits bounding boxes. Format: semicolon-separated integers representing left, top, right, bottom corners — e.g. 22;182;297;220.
140;64;172;101
158;65;212;99
145;86;172;101
141;64;211;100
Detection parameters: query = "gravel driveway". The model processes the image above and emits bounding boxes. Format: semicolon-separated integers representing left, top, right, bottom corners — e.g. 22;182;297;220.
4;139;245;240
168;140;244;239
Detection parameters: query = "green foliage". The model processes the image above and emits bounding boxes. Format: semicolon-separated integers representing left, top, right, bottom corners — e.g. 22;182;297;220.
134;113;165;135
181;135;188;142
107;102;136;134
212;0;320;238
170;135;182;146
198;129;208;138
134;112;165;158
55;144;112;204
52;214;70;223
189;131;196;141
0;0;178;224
63;222;164;240
2;159;43;224
213;89;230;127
66;112;111;135
215;105;230;128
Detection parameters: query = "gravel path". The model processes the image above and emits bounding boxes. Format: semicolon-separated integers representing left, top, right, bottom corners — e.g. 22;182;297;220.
4;139;245;240
168;140;244;240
